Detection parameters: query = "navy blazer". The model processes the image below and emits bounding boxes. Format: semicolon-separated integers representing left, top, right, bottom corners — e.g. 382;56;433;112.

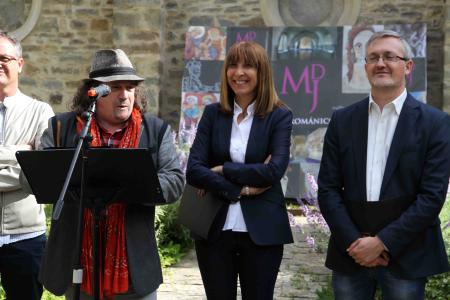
318;93;450;279
186;102;294;245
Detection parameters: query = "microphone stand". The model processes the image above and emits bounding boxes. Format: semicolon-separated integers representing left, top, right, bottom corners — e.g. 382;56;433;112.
51;98;98;300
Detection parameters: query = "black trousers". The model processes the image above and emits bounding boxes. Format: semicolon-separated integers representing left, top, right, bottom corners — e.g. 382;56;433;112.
195;230;283;300
0;234;46;300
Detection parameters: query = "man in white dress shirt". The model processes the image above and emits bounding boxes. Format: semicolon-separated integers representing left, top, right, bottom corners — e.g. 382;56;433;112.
0;32;54;299
318;30;450;300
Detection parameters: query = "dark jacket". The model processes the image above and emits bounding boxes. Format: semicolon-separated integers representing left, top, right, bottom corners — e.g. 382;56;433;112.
318;94;450;279
186;103;294;245
38;112;184;296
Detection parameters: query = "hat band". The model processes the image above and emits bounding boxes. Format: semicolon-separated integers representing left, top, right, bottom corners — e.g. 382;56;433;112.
89;67;138;79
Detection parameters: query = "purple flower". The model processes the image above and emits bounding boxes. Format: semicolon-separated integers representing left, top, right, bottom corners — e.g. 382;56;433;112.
296;173;330;251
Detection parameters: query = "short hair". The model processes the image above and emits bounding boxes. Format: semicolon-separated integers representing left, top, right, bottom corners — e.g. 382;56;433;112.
365;30;413;59
219;41;283;117
70;79;148;115
0;32;23;58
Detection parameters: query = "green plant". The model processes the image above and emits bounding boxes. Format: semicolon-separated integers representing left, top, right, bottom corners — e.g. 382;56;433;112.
155;201;194;266
44;204;53;235
315;275;333;300
425;195;450;300
42;290;64;300
159;241;186;268
0;287;64;300
155;201;193;248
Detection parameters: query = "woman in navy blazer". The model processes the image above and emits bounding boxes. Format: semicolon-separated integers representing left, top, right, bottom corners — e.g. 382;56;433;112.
186;41;293;300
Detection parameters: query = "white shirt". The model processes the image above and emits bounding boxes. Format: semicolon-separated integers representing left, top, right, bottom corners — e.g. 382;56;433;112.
366;89;406;202
222;101;255;232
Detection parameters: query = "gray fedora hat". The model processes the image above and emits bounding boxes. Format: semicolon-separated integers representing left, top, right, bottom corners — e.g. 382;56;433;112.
88;49;144;82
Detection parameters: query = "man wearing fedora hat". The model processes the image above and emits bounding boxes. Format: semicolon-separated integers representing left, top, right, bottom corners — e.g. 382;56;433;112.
38;49;184;299
0;32;54;300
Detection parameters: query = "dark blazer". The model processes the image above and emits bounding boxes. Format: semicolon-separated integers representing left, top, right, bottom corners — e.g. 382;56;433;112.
318;93;450;279
186;102;294;245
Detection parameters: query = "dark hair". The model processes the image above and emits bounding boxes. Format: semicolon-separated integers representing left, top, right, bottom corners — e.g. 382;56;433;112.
219;41;283;117
0;32;22;57
70;79;148;115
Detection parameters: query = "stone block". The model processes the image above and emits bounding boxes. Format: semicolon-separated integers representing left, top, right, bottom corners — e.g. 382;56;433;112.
189;16;214;26
165;1;178;9
75;8;99;16
19;77;37;86
129;31;159;41
240;16;266;26
71;19;87;30
38;17;59;32
49;93;64;105
113;13;140;27
91;19;110;31
44;80;64;90
218;19;235;26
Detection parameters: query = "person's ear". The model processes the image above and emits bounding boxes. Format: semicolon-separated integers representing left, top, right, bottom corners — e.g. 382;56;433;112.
404;59;414;76
17;57;24;74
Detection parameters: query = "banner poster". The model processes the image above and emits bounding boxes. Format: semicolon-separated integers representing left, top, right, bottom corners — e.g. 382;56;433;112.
179;24;427;200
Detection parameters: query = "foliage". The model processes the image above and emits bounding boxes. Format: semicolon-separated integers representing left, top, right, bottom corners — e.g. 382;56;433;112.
425;193;450;300
42;291;64;300
44;204;53;235
0;287;64;300
155;201;194;267
315;275;334;300
158;241;186;268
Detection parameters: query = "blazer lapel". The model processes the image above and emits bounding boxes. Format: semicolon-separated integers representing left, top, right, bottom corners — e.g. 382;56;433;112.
380;95;420;198
221;113;233;162
352;99;369;201
245;115;263;162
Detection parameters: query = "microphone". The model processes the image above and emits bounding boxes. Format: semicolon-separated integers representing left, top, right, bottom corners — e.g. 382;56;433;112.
87;84;111;99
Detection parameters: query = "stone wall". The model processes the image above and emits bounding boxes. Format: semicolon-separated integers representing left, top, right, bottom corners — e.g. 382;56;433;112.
16;0;450;127
20;0;113;111
444;0;450;114
19;0;162;114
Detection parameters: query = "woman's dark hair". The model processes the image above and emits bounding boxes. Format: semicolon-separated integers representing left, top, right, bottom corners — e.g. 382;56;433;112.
219;41;283;117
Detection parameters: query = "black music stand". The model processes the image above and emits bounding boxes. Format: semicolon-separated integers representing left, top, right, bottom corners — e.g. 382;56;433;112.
16;148;165;299
17;148;165;205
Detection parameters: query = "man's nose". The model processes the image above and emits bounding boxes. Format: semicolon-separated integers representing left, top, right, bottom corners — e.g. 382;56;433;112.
375;56;387;66
117;88;128;99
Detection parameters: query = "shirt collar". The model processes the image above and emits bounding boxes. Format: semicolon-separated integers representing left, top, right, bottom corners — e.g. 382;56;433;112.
233;100;255;116
2;89;22;109
368;89;407;115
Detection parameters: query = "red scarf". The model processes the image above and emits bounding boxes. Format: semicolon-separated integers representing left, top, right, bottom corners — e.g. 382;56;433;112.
77;108;141;299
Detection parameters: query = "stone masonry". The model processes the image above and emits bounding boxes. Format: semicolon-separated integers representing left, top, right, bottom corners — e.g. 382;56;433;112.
11;0;450;127
444;0;450;114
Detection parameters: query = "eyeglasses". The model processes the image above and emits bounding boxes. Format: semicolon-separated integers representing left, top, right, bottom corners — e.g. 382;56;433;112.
0;55;17;64
365;54;409;64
